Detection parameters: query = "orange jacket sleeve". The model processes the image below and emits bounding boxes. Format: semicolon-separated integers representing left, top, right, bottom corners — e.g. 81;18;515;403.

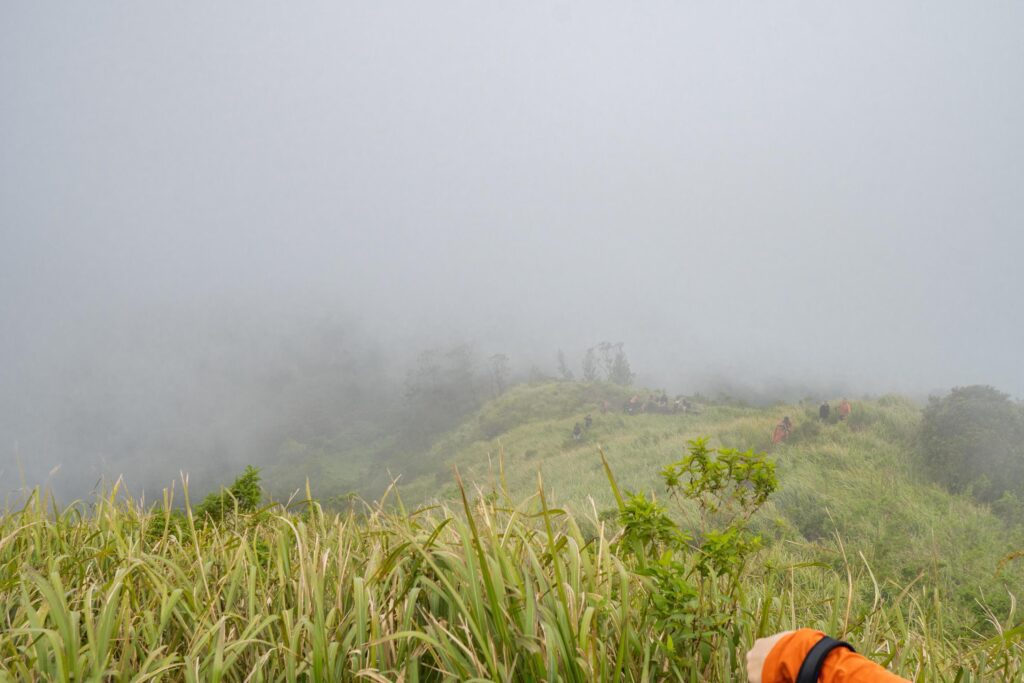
762;629;910;683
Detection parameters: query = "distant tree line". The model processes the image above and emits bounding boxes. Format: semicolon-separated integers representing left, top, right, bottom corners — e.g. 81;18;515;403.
401;344;484;443
5;301;646;504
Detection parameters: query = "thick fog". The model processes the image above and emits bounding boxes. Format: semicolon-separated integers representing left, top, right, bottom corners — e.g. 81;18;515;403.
2;2;1022;498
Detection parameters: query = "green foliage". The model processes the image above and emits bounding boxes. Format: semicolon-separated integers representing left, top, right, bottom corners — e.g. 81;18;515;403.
618;491;689;554
143;507;190;542
994;489;1024;521
23;383;1016;680
608;439;777;665
919;385;1024;504
400;383;1024;633
660;437;777;520
458;381;632;445
193;465;262;523
3;442;1024;680
772;485;830;540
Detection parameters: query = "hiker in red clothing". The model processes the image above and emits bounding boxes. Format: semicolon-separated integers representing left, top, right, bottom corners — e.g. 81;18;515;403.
748;629;909;682
771;416;793;445
838;399;852;421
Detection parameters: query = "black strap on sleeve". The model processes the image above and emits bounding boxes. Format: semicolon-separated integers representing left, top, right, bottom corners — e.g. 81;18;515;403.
795;635;856;683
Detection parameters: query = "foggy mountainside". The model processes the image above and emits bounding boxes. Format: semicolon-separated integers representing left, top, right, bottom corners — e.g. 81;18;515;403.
3;1;1023;501
3;1;1024;680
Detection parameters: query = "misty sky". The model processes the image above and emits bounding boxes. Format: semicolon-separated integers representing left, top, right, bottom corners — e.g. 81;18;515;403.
3;1;1023;403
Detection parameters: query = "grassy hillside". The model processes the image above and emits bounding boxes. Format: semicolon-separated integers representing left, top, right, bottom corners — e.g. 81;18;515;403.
3;382;1024;680
396;383;1024;629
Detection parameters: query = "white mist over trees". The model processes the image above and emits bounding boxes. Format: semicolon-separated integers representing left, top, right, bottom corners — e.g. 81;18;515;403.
2;1;1023;497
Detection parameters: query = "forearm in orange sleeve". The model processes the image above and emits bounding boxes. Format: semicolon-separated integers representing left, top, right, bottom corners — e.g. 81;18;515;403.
762;629;910;683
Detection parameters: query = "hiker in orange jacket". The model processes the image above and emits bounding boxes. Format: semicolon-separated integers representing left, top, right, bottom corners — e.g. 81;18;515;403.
771;416;793;445
838;399;852;421
747;629;909;682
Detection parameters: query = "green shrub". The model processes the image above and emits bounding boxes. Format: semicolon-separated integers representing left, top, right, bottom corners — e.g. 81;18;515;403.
144;507;190;542
194;465;262;523
606;438;777;664
919;386;1024;504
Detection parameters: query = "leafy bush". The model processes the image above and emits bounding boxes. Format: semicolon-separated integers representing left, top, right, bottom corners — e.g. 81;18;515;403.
919;386;1024;504
194;465;262;523
605;438;777;664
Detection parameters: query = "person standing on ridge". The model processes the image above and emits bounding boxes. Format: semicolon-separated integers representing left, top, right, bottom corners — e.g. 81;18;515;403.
838;399;852;421
772;416;793;445
819;401;831;421
572;423;583;441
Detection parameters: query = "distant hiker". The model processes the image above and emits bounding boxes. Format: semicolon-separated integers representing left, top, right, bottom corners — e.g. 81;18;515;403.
584;414;593;429
572;423;583;441
838;398;852;421
627;394;640;414
771;416;792;445
747;629;910;682
600;400;610;413
819;401;831;421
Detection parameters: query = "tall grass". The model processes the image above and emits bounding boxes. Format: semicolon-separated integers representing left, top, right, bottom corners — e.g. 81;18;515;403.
2;475;1023;681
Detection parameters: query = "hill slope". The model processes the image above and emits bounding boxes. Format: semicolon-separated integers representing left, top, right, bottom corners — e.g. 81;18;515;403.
5;382;1024;679
393;382;1024;628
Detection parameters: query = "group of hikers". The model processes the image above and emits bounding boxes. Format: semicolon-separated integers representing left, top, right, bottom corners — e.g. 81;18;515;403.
574;395;858;448
571;413;594;441
771;399;853;445
571;393;700;441
818;398;852;422
624;392;697;415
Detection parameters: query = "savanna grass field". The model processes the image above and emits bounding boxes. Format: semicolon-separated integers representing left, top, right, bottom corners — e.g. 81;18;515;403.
3;384;1024;681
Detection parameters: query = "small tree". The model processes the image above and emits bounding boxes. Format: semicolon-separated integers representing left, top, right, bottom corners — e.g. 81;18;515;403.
604;439;777;666
608;344;634;386
556;349;574;381
489;353;510;396
596;342;616;379
584;341;633;384
194;466;262;523
581;347;598;382
403;344;484;439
